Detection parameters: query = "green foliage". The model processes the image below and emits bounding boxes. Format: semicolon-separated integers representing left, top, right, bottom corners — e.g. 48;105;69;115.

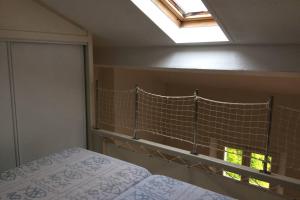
223;171;241;181
222;148;272;189
223;147;242;181
225;147;243;165
249;178;269;188
249;153;272;188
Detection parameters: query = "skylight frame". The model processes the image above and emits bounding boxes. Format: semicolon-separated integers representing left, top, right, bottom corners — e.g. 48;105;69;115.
131;0;229;44
156;0;215;27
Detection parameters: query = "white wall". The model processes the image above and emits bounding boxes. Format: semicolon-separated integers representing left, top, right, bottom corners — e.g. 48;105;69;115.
94;45;300;73
0;42;17;170
0;0;95;148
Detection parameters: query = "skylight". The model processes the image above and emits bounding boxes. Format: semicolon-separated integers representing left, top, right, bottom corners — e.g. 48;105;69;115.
173;0;208;14
158;0;213;24
131;0;228;44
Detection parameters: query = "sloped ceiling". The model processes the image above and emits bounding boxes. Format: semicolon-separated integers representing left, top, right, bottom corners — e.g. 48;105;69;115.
39;0;300;47
206;0;300;44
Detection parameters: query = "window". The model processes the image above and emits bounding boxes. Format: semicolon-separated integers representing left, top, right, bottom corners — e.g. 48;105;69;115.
223;147;272;189
223;147;243;181
157;0;215;27
173;0;208;13
130;0;228;43
249;153;272;188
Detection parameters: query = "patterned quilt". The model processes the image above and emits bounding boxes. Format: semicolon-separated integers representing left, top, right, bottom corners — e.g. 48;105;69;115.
115;175;234;200
0;148;150;200
0;148;234;200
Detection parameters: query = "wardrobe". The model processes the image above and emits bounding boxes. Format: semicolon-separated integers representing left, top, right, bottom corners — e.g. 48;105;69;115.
0;42;86;171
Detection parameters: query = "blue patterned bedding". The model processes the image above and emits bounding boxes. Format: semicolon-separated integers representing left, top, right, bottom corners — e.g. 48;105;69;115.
0;148;234;200
0;148;151;200
115;175;235;200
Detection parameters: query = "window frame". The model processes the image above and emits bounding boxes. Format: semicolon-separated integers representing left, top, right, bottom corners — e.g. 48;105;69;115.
248;153;272;188
223;147;243;181
153;0;216;27
223;146;272;189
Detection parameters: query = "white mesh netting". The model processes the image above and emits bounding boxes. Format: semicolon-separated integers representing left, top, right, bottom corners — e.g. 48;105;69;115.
96;86;300;177
196;96;270;159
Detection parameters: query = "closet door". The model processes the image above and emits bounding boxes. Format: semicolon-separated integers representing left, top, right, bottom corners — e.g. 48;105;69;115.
12;43;86;163
0;42;16;170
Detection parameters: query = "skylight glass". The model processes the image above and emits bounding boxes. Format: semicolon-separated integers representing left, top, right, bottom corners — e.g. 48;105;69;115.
173;0;208;14
131;0;229;43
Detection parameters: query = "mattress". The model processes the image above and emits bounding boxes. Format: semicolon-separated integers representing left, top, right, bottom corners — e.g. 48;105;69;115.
0;148;234;200
115;175;234;200
0;148;151;200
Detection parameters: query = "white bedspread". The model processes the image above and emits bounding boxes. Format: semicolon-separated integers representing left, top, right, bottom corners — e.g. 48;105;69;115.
0;148;151;200
115;175;235;200
0;148;234;200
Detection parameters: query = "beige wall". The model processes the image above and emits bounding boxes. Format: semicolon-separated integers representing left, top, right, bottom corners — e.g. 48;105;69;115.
95;65;300;199
165;73;300;186
95;66;167;141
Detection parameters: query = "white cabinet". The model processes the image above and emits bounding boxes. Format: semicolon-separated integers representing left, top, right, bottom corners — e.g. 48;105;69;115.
0;42;86;167
0;42;16;171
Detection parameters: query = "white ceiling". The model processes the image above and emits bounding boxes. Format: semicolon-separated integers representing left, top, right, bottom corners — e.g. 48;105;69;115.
39;0;300;47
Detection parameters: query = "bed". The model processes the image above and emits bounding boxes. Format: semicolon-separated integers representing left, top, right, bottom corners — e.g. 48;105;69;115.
0;148;234;200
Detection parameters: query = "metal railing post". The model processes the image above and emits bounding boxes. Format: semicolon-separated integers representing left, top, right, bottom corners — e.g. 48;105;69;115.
133;85;139;139
95;80;99;130
264;96;274;174
191;89;199;155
